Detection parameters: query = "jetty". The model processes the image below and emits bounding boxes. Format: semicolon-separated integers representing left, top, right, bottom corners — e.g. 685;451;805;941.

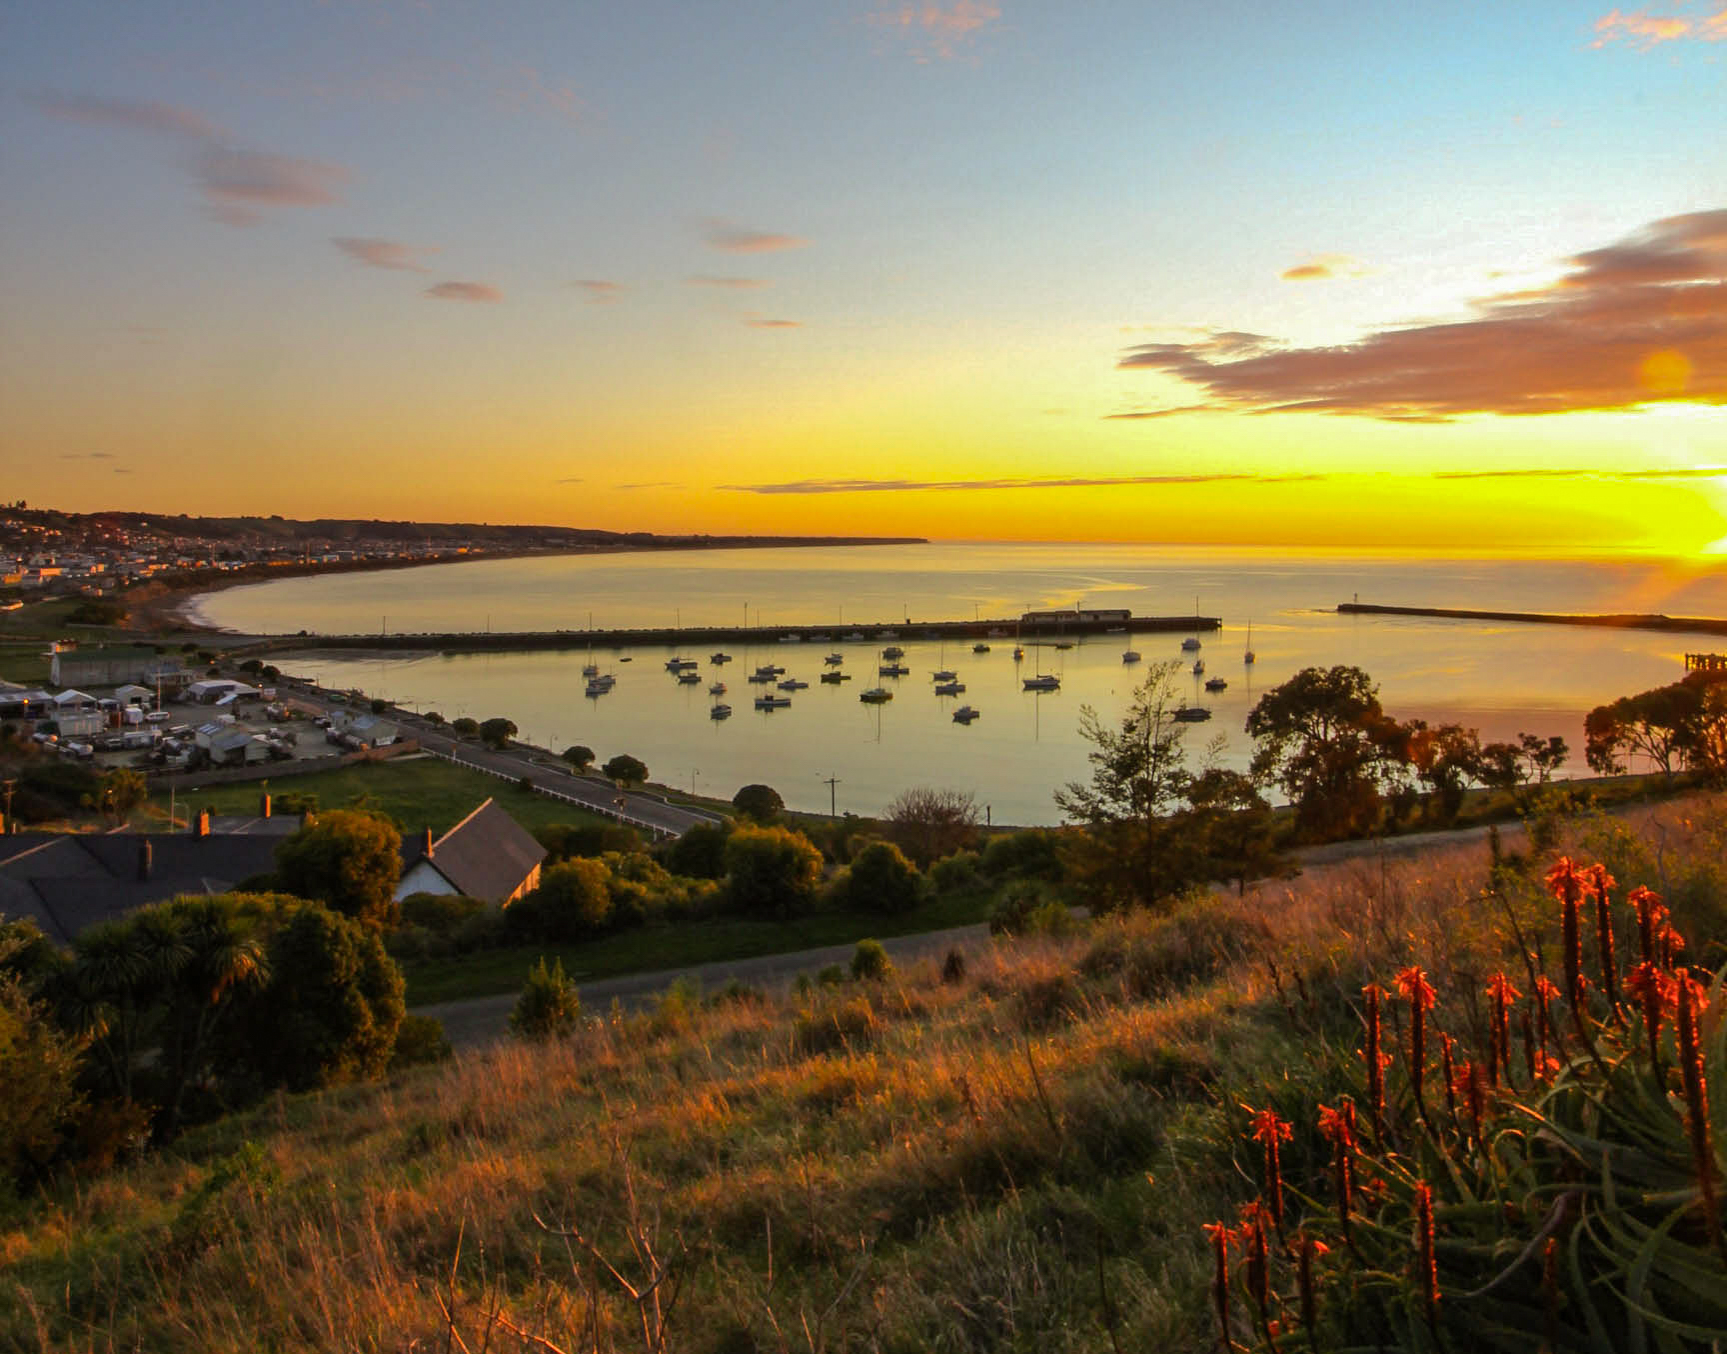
1338;602;1727;638
236;611;1222;657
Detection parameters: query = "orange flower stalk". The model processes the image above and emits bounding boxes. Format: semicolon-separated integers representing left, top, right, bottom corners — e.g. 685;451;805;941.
1546;857;1590;1041
1396;966;1437;1120
1298;1234;1327;1351
1203;1221;1234;1354
1533;975;1561;1060
1584;864;1621;1018
1248;1106;1295;1226
1363;984;1387;1142
1626;961;1672;1068
1629;885;1664;967
1520;1007;1538;1083
1486;972;1520;1089
1318;1103;1356;1244
1415;1180;1440;1330
1676;972;1722;1253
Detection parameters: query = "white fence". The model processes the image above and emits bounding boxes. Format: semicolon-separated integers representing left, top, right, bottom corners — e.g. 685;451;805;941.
421;746;686;838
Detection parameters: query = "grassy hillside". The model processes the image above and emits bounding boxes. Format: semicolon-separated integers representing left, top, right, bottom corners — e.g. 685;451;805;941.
6;793;1726;1351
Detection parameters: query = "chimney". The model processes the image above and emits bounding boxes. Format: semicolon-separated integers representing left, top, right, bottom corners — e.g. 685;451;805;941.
259;792;271;819
195;809;210;839
423;826;435;859
138;839;153;881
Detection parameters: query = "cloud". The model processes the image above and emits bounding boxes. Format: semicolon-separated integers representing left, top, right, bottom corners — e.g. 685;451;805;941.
32;93;222;140
112;468;133;475
719;473;1320;495
493;63;584;123
197;148;349;219
553;477;586;485
333;236;438;271
58;452;114;461
570;280;625;303
1592;5;1727;48
1117;209;1727;420
703;219;809;253
868;2;1003;58
1281;253;1369;282
614;481;684;490
745;318;801;329
1434;466;1727;481
686;275;771;289
425;281;503;303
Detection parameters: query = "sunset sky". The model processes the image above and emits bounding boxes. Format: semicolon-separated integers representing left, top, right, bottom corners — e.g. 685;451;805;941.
2;1;1723;553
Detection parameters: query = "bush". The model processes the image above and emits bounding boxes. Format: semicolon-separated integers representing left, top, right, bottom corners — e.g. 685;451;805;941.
731;784;784;823
793;994;876;1055
0;970;87;1193
529;857;614;940
929;849;982;895
839;840;924;914
850;938;894;982
509;958;581;1040
884;787;980;867
450;717;479;739
941;948;967;983
561;744;594;769
536;821;642;861
389;1014;452;1069
479;717;518;749
980;828;1067;882
664;821;731;879
399;892;487;938
274;809;402;929
723;825;825;919
989;880;1062;936
603;754;648;787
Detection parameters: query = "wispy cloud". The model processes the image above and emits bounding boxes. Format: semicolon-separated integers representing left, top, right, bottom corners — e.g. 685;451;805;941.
32;93;222;140
58;452;114;460
703;219;809;253
333;236;438;271
745;317;801;329
686;275;771;289
1117;209;1727;420
1434;466;1727;481
425;281;503;303
493;63;585;123
553;477;585;485
614;481;683;490
719;473;1319;495
1592;4;1727;48
570;280;625;303
1281;253;1369;282
868;1;1003;59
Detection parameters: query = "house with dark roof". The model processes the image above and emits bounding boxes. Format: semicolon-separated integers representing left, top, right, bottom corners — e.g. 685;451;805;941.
0;810;296;946
395;798;545;904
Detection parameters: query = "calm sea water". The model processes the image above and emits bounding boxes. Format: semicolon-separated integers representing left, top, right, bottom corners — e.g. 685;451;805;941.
193;544;1727;824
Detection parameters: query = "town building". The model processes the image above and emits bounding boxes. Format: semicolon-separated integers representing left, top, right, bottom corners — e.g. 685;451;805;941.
395;798;546;904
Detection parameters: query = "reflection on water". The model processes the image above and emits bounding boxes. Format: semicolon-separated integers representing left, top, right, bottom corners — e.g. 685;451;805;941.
204;544;1727;824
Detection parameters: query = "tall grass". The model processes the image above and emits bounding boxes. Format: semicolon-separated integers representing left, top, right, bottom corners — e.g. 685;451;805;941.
6;793;1727;1351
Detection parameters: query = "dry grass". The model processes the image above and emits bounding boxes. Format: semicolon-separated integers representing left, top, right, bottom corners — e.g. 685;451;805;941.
7;792;1726;1352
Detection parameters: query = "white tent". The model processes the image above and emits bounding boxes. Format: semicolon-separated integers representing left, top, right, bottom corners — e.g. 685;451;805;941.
53;688;97;707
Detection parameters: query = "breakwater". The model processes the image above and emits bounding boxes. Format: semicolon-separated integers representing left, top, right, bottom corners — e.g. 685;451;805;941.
1338;602;1727;637
239;613;1220;656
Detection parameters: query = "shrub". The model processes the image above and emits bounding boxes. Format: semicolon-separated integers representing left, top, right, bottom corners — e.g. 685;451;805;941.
1080;897;1267;997
479;717;518;749
509;958;581;1040
850;938;894;982
723;825;825;919
884;787;980;867
603;754;648;787
731;784;784;823
536;821;642;861
664;821;731;879
979;828;1067;882
389;1014;452;1069
399;892;487;938
988;879;1062;936
838;840;925;914
792;994;876;1055
561;744;594;769
816;964;847;987
0;970;87;1193
450;717;479;738
941;948;968;984
532;857;614;940
930;849;982;895
274;809;402;928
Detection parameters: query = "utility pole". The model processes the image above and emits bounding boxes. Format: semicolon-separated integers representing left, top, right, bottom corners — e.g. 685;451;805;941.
820;774;840;817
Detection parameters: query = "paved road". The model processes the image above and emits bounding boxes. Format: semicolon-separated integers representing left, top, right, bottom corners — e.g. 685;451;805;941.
282;682;722;838
419;923;989;1048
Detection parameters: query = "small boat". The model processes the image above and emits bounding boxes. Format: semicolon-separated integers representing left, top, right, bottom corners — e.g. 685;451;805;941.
619;656;633;662
754;663;785;677
1204;676;1228;692
881;645;905;659
820;671;852;684
859;687;893;704
709;682;727;695
665;657;698;672
710;652;732;665
582;662;600;678
754;694;792;710
879;663;911;677
932;668;957;681
1181;637;1201;652
709;703;732;720
824;653;844;665
677;671;702;685
973;642;991;653
584;680;612;698
1023;674;1060;692
1122;650;1141;664
952;705;980;723
1012;646;1025;661
1192;658;1205;676
1244;621;1256;665
1054;642;1074;651
778;678;809;690
934;680;965;696
747;671;776;684
1173;705;1212;723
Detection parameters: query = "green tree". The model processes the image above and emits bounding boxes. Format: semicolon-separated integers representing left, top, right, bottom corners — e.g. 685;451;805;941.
840;840;924;914
603;753;648;787
562;744;594;770
1246;664;1399;841
884;787;980;867
509;958;581;1040
533;857;614;939
0;940;86;1192
479;716;518;749
450;717;479;738
242;905;404;1093
1402;720;1483;824
723;825;825;919
274;809;402;928
731;783;785;823
97;768;148;824
665;820;731;879
1584;680;1710;778
1518;732;1570;783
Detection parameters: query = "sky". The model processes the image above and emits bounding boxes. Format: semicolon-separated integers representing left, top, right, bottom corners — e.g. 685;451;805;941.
1;0;1723;554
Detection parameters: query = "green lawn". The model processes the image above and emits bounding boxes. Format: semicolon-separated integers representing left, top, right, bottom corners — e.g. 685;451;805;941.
402;885;993;1005
157;755;607;837
0;641;52;685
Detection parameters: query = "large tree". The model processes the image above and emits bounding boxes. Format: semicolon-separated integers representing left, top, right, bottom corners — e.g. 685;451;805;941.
884;787;980;867
275;809;402;928
1402;720;1484;824
722;825;824;919
1245;664;1399;841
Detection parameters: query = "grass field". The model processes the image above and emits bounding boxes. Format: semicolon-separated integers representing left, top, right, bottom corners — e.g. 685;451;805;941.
148;755;607;838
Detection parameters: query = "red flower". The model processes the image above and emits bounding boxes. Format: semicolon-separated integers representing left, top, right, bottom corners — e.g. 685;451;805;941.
1245;1107;1293;1225
1248;1106;1294;1145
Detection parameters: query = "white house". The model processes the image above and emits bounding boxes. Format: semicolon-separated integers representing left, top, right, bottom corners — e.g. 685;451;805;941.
394;799;546;904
